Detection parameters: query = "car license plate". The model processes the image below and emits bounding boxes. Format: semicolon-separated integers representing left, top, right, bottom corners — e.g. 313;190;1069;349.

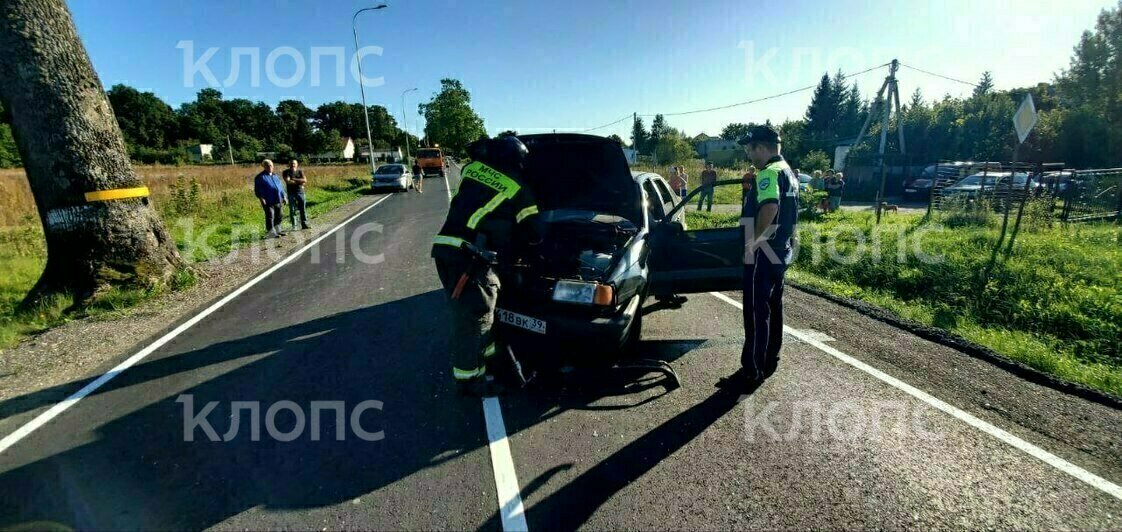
905;188;917;193
496;309;546;335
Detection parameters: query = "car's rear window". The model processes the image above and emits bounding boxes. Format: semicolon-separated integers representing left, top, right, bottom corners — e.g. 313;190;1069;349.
417;150;441;159
520;135;642;223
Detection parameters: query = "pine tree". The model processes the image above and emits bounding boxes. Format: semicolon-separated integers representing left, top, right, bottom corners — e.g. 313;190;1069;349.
973;71;994;98
630;116;650;155
649;114;667;149
804;73;843;147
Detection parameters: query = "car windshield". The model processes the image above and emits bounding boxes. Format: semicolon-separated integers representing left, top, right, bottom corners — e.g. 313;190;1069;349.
417;149;441;159
376;166;403;175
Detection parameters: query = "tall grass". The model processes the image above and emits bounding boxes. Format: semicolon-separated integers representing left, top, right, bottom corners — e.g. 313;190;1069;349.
682;207;1122;396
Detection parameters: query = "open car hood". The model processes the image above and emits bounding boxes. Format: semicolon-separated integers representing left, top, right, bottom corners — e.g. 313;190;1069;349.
518;134;642;224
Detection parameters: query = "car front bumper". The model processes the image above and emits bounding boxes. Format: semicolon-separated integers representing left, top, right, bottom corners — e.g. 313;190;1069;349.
372;177;408;189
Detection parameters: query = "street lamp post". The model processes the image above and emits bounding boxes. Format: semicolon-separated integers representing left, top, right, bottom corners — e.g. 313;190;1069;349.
352;4;387;176
401;87;418;164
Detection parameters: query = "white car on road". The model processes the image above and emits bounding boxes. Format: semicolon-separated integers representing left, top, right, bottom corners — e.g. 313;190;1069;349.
371;164;412;192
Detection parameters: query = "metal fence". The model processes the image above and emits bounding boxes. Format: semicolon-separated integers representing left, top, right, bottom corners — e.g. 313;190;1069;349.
928;161;1122;224
1055;168;1122;223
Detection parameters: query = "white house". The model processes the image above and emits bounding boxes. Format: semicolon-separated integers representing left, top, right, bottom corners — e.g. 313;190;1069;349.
341;137;355;160
188;144;213;163
621;148;638;165
308;137;357;163
359;147;403;162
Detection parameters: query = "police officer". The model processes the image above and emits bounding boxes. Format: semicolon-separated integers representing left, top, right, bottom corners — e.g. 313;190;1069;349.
721;125;799;390
432;136;541;396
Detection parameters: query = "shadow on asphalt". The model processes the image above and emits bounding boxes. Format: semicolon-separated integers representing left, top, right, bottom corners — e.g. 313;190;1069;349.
518;385;746;529
2;287;740;530
0;290;494;530
494;336;747;529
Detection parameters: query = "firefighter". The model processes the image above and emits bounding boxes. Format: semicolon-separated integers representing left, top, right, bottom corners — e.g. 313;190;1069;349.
431;136;542;396
720;124;799;391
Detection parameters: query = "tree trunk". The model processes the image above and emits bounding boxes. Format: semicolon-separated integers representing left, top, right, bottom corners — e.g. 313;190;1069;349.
0;0;182;307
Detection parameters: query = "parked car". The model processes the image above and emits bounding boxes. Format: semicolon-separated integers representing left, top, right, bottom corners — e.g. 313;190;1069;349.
905;161;1002;201
371;163;412;191
942;171;1034;200
797;173;813;193
494;134;744;359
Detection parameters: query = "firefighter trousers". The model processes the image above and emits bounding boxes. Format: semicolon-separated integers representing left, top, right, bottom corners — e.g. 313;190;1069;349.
435;254;500;382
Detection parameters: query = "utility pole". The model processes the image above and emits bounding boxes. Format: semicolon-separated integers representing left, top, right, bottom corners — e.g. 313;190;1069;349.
226;134;235;165
401;87;417;164
847;59;905;224
352;4;388;177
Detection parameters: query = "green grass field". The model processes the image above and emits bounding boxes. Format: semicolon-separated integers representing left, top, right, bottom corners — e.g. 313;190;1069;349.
0;165;372;349
685;205;1122;397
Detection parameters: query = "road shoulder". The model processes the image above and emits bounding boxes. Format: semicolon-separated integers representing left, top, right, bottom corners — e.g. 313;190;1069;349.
0;194;384;407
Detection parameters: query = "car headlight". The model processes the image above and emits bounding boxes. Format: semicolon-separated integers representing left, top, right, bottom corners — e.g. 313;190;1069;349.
553;280;613;306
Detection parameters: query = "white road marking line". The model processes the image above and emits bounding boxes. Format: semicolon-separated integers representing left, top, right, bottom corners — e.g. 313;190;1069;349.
440;165;529;530
483;397;529;531
443;164;455;203
794;328;836;343
709;291;1122;502
0;193;395;455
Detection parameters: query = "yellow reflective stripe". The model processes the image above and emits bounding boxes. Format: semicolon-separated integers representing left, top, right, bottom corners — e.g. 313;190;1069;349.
467;193;507;230
84;186;150;202
433;235;466;248
483;343;497;358
516;205;539;223
462;162;521;198
453;366;484;380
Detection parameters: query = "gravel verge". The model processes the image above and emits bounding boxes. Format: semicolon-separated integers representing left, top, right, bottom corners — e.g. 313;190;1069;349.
0;194;383;404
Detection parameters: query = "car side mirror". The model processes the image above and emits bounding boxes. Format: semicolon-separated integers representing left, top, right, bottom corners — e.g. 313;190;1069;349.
663;220;685;234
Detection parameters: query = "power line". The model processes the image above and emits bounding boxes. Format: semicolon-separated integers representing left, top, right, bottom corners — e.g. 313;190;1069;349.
898;62;979;88
582;113;634;133
640;62;892;118
574;63;894;133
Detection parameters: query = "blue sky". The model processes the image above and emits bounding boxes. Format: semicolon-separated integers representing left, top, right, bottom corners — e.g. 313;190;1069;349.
71;0;1113;140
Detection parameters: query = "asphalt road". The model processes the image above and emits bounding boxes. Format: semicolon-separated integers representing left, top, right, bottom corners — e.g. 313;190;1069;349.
0;164;1120;530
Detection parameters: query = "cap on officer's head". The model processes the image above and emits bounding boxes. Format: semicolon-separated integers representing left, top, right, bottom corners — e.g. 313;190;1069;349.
737;124;782;146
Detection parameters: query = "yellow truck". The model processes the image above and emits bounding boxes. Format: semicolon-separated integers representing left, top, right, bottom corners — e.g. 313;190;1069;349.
416;147;445;177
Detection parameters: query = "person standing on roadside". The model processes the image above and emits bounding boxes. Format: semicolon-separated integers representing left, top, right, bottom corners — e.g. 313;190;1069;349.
254;159;287;238
283;159;310;230
826;171;845;212
697;162;718;211
677;165;689;198
719;125;799;391
412;161;424;194
669;165;688;199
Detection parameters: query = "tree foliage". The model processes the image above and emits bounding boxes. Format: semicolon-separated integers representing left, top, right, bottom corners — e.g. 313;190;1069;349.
654;127;696;164
721;122;751;142
418;78;486;156
631;116;650;154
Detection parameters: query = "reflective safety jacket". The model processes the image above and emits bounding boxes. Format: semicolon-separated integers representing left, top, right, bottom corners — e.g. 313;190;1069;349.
742;155;799;264
432;160;541;258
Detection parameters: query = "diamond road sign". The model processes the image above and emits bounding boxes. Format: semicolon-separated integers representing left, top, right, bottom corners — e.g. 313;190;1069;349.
1013;93;1038;144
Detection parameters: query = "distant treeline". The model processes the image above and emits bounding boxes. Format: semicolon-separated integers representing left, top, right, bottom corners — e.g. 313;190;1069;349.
0;86;419;167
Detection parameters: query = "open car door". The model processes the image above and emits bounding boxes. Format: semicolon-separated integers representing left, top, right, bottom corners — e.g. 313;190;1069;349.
648;179;745;296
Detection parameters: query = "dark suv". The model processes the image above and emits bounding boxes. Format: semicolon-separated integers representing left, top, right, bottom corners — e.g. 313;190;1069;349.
495;134;745;358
